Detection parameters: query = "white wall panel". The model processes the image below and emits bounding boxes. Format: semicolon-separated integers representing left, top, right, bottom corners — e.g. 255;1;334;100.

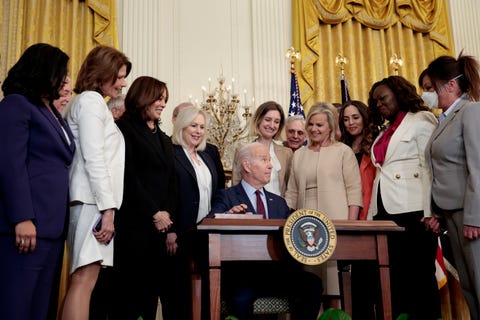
119;0;291;135
448;0;480;58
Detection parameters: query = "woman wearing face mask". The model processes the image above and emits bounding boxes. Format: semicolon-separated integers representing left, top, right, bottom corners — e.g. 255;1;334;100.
368;76;440;320
232;101;292;196
426;53;480;320
419;69;439;109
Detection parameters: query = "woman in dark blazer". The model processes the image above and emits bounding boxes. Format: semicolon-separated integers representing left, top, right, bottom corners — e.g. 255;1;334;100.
111;76;175;320
163;106;220;320
0;44;74;320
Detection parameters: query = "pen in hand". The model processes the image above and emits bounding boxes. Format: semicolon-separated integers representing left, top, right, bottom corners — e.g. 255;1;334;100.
228;204;251;214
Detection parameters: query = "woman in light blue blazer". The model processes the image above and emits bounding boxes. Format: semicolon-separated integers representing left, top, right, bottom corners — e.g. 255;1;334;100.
368;76;440;320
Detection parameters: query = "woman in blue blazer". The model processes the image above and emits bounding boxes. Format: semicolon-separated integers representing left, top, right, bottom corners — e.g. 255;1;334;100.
0;44;74;320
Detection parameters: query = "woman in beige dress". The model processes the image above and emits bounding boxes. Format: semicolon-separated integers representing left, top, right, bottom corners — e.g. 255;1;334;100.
285;102;362;301
232;101;292;196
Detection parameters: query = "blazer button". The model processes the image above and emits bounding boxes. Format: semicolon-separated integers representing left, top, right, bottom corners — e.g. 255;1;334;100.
413;173;419;178
395;174;401;179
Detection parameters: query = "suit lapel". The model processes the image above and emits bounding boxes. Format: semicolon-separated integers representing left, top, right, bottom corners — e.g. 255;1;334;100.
39;104;75;154
431;99;468;142
264;188;277;217
174;145;197;181
383;113;413;163
234;184;256;213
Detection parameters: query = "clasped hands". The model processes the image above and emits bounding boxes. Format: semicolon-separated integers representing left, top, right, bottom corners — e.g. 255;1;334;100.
153;210;172;233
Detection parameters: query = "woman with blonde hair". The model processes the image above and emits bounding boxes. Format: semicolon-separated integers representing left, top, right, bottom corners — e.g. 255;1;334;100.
164;106;220;319
285;102;362;303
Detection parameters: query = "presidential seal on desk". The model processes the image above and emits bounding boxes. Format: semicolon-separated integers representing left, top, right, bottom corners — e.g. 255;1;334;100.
283;209;337;265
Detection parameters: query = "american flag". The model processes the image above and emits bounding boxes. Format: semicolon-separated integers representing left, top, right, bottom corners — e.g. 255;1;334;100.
288;69;305;118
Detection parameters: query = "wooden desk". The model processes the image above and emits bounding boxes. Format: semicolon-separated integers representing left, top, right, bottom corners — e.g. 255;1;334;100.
195;219;404;320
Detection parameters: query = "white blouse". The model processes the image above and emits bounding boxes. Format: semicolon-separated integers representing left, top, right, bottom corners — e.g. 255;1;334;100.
264;142;281;196
183;147;213;222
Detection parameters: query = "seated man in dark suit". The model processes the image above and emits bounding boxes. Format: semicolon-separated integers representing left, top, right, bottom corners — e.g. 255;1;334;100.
210;142;323;320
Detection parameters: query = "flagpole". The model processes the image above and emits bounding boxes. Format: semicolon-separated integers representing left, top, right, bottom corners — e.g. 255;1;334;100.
285;47;305;118
336;53;350;104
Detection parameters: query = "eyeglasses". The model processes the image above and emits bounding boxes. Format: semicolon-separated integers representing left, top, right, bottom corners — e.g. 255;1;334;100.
435;74;463;95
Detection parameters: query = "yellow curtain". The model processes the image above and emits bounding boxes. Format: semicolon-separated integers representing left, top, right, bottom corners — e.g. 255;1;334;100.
0;0;118;93
293;0;454;111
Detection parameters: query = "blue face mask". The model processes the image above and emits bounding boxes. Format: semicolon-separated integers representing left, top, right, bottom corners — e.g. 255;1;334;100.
421;91;438;109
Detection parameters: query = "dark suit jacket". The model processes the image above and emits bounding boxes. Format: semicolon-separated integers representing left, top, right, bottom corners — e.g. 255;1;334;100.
0;94;75;238
205;143;226;189
210;182;290;218
114;117;176;266
172;144;219;236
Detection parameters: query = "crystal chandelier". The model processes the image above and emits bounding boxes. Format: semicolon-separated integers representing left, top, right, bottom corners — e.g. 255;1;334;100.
201;73;252;170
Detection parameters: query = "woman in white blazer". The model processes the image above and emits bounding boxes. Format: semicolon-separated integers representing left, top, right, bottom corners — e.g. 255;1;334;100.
62;46;131;320
368;76;440;320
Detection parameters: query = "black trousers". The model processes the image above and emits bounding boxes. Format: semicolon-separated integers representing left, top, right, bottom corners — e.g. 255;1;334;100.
374;191;441;320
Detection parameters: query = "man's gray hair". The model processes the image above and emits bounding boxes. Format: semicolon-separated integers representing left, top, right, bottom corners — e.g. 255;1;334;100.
286;114;305;126
233;142;265;175
107;94;125;110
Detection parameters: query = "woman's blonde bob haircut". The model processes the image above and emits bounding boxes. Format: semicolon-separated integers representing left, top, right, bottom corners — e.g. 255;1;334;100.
306;102;338;145
172;106;209;151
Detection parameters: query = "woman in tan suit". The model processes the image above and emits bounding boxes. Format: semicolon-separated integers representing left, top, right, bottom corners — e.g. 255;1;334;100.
285;102;362;301
232;101;292;196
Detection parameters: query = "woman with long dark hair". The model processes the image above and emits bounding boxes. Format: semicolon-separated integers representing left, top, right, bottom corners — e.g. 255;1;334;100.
0;43;74;320
112;76;175;320
339;100;376;219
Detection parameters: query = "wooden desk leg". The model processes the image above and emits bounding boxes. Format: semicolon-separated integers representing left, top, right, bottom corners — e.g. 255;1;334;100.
377;234;392;320
191;273;201;320
210;269;221;320
340;265;352;316
208;234;222;320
